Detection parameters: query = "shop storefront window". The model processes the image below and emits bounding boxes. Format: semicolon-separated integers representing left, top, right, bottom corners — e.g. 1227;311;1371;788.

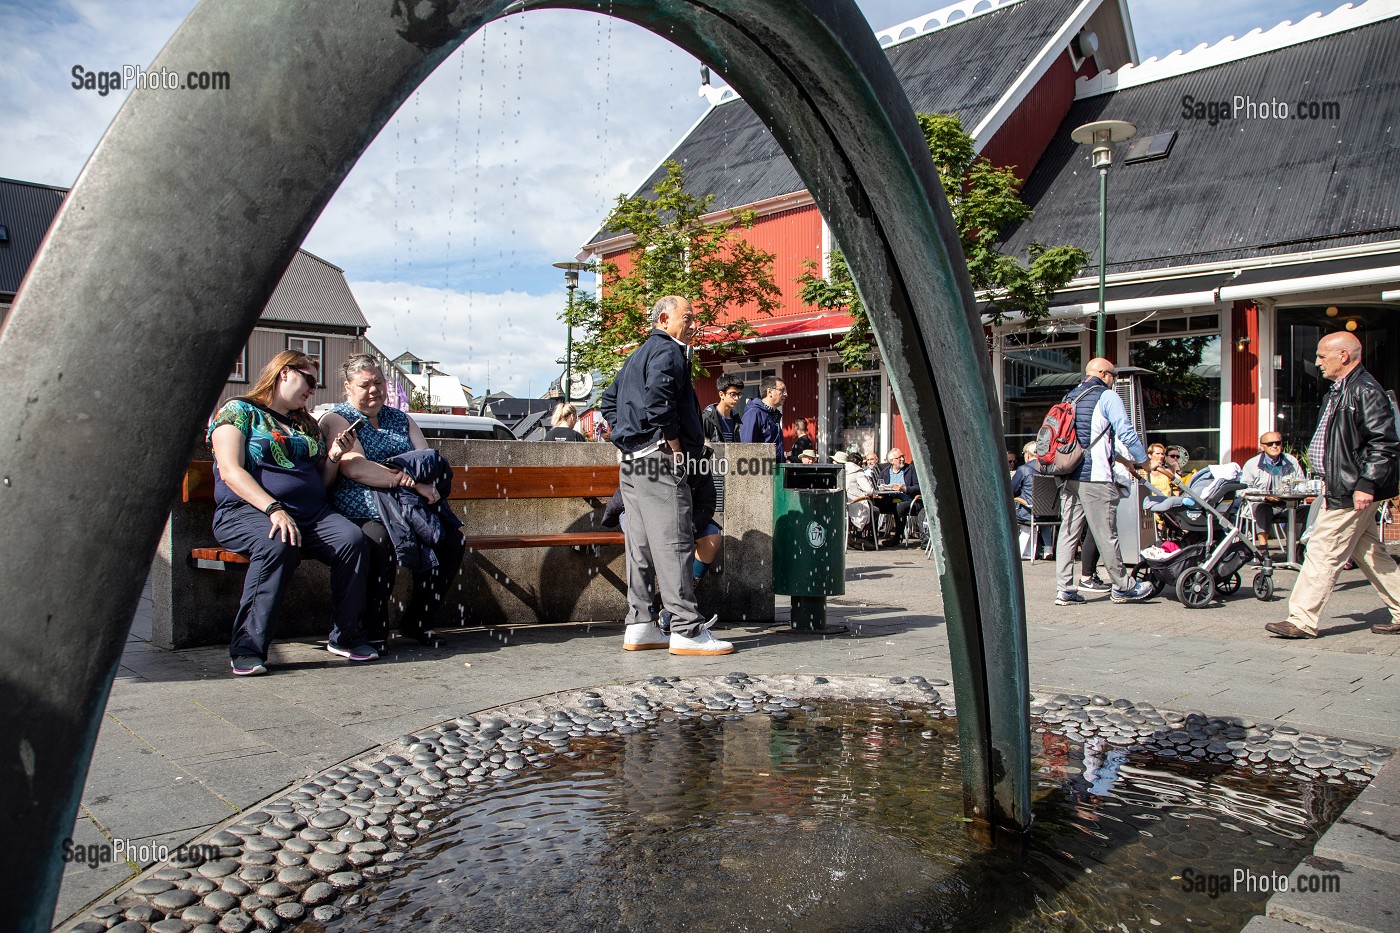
1129;315;1221;469
826;366;881;458
1001;333;1082;455
1275;306;1397;465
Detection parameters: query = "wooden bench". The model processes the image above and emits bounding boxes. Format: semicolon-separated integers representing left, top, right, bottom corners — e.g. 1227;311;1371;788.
181;460;625;569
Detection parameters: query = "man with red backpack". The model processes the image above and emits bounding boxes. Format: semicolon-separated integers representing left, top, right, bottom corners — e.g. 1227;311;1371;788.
1048;359;1154;606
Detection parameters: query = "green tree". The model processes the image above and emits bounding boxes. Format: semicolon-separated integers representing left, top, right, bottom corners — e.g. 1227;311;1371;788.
567;161;782;380
799;113;1087;368
408;388;431;412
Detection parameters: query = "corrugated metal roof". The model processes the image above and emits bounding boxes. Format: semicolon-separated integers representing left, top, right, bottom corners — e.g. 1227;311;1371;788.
0;177;66;298
1000;16;1400;273
587;0;1082;245
261;250;368;331
0;177;366;329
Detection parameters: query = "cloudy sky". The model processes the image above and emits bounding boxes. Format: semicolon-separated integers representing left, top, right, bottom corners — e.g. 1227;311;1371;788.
1;0;1337;397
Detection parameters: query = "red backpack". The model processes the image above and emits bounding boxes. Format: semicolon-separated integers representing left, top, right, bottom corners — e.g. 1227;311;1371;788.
1034;384;1104;476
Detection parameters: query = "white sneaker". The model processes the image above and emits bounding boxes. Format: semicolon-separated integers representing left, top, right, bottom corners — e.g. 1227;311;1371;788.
669;628;735;656
623;621;668;651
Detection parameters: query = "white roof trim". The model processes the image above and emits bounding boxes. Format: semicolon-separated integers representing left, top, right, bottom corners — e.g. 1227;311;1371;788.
874;0;1027;48
1076;0;1400;98
970;0;1102;146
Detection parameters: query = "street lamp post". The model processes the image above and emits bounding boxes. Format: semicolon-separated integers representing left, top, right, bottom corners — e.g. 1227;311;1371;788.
1070;120;1136;358
553;260;592;403
420;359;440;413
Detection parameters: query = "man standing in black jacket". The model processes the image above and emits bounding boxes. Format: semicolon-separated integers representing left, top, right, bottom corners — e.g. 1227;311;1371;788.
1267;332;1400;639
600;296;734;656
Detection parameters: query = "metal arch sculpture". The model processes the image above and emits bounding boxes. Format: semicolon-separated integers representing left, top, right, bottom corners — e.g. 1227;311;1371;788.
0;0;1030;923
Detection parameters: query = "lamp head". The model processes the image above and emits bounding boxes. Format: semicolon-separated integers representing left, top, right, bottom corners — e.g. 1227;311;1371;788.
1071;120;1137;170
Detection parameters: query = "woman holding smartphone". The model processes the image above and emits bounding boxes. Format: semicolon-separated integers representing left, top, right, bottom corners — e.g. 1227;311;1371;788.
320;354;465;648
209;350;376;676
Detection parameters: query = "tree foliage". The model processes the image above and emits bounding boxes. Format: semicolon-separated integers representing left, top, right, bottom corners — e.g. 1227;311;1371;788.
800;113;1088;367
567;161;782;381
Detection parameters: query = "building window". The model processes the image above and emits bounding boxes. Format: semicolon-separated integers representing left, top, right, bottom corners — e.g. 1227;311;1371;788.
286;335;323;386
721;366;778;422
1001;331;1083;455
1128;313;1221;468
825;358;882;458
1274;305;1395;464
229;346;247;383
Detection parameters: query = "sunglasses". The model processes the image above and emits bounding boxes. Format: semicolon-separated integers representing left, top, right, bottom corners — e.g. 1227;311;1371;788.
1262;441;1284;447
1165;454;1180;460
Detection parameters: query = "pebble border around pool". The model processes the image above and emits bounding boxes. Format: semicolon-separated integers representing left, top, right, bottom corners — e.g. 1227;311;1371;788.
60;673;1393;933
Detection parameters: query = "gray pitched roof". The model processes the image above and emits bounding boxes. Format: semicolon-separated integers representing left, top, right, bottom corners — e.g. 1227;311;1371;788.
262;251;368;331
0;177;366;329
999;17;1400;273
0;178;66;299
587;0;1082;245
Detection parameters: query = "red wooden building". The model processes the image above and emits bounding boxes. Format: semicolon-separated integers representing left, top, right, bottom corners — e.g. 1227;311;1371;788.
583;0;1400;472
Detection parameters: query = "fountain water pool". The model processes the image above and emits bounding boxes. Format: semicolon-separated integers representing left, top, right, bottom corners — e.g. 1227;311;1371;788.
259;677;1374;933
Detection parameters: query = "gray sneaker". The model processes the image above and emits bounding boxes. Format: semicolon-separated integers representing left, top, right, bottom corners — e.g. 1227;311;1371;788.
1110;580;1155;603
1079;575;1111;592
1055;591;1086;606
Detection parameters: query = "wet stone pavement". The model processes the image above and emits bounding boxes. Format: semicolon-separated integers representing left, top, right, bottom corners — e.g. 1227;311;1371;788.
54;548;1400;931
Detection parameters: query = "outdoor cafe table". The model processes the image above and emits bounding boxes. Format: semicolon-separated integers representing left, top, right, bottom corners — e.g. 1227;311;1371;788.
1244;490;1313;571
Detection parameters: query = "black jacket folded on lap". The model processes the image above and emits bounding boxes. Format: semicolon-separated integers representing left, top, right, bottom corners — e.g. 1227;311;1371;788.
372;448;462;573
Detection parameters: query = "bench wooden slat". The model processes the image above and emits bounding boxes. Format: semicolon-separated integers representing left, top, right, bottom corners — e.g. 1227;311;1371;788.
181;462;620;503
464;532;624;549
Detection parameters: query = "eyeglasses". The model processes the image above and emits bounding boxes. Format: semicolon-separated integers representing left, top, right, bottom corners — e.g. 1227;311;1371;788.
1096;369;1116;378
289;367;317;386
723;390;743;398
1262;441;1284;447
1165;454;1180;460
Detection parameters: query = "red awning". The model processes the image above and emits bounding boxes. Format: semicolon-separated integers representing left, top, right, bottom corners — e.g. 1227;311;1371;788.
695;312;853;346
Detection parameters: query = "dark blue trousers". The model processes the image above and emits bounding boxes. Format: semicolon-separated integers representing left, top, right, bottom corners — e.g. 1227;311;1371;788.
213;504;369;659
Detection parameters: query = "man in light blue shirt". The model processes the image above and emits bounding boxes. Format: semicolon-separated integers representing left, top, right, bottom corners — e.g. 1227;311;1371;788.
1055;359;1154;606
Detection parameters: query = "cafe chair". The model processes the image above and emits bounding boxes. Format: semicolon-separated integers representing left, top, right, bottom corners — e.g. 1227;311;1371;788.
1027;474;1061;562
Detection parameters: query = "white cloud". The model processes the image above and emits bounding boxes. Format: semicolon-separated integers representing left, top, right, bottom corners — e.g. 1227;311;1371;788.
349;279;572;400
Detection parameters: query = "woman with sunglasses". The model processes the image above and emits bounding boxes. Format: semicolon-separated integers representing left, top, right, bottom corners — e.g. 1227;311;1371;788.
1138;443;1177;496
209;350;375;676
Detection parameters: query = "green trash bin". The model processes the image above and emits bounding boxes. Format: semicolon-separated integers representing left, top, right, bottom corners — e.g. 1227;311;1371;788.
772;463;846;631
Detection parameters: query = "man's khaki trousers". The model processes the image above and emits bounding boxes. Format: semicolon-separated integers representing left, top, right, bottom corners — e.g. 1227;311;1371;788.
1286;498;1400;634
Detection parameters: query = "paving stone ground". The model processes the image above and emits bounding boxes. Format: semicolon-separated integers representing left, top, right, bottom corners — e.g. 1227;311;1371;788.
54;548;1400;929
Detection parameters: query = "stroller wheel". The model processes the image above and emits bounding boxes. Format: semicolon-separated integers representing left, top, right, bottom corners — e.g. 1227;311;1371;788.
1176;566;1216;608
1253;573;1275;601
1218;571;1242;596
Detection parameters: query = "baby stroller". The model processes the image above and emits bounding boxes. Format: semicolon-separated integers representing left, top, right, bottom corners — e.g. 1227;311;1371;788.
1132;467;1275;607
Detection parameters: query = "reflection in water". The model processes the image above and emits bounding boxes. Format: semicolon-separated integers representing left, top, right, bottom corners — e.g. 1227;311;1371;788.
316;701;1357;932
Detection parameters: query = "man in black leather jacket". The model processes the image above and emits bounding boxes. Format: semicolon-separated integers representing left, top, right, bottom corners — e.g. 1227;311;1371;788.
1267;332;1400;639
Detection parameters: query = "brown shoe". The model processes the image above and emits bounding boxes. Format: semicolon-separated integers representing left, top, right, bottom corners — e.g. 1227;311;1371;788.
1372;623;1400;635
1266;620;1318;639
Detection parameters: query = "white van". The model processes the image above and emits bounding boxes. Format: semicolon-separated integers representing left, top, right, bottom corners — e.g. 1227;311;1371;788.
408;413;515;440
311;406;514;440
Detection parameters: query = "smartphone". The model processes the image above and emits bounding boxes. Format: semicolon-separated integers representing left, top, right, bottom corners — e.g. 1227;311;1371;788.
346;417;367;435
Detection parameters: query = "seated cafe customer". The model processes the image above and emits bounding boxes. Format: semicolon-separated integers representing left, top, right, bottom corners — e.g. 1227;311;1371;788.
321;354;466;649
1241;432;1305;549
209;351;373;676
1011;442;1051;560
876;448;921;543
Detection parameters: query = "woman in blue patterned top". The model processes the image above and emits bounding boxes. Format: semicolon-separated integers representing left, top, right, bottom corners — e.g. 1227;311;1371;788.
320;354;466;648
209;350;376;676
